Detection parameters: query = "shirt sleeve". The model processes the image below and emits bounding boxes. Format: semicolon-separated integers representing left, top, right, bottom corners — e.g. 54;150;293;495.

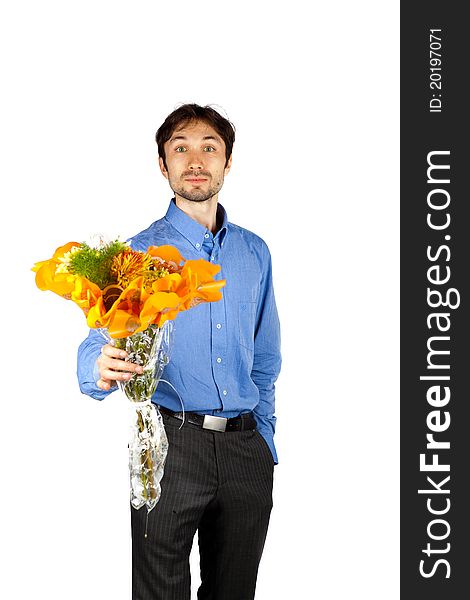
251;243;282;463
77;328;117;400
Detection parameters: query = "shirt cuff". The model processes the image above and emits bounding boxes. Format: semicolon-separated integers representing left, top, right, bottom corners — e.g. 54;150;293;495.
256;428;278;465
78;350;117;400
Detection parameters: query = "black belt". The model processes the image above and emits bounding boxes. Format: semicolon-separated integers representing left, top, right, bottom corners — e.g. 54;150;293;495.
158;406;257;432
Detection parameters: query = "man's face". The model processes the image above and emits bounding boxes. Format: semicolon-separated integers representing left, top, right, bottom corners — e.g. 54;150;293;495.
159;120;232;203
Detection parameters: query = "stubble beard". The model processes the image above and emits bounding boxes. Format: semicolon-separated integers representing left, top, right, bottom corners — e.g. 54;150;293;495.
174;187;216;202
170;174;224;203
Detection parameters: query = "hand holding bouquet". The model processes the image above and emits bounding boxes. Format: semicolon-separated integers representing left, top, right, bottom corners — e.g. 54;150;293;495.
33;239;225;512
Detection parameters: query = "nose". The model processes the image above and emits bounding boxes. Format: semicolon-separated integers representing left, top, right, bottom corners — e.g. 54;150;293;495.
187;149;204;170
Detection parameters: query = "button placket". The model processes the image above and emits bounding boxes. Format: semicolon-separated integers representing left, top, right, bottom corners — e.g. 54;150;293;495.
210;284;227;408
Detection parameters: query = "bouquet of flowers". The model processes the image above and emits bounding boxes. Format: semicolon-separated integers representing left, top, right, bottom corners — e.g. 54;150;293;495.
33;239;225;512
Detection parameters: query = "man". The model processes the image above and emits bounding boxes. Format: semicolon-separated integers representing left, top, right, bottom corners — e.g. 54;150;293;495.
77;104;281;600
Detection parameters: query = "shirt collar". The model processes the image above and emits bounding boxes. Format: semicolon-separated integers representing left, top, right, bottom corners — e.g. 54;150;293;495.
164;198;229;251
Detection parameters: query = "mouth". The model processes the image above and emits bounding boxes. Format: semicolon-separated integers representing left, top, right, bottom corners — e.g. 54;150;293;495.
185;178;208;184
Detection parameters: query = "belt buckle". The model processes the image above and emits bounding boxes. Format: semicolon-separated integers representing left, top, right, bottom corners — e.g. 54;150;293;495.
203;414;228;432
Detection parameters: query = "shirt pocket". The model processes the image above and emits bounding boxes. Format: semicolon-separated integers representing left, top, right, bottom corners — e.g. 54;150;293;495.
238;301;256;351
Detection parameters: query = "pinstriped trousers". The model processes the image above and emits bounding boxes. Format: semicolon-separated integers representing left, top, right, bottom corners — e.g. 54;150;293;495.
131;411;274;600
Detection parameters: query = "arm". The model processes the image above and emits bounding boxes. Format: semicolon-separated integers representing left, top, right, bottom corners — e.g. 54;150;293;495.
251;244;282;463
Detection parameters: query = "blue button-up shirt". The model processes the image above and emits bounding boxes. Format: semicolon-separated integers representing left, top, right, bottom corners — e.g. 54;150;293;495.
77;199;281;463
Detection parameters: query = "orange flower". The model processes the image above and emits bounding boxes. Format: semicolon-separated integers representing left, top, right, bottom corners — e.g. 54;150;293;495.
71;277;102;315
86;277;147;332
179;259;225;308
32;242;81;298
139;290;183;330
147;245;184;270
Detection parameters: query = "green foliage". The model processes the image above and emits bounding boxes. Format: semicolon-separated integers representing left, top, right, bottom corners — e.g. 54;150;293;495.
69;240;128;289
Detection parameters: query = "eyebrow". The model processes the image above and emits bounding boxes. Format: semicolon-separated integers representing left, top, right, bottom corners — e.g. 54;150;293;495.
169;134;222;144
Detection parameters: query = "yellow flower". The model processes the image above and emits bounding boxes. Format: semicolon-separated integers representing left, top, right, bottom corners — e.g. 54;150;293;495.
55;246;81;274
111;250;153;288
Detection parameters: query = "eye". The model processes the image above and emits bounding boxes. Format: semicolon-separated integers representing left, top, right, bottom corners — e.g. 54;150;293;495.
204;146;216;152
175;146;186;152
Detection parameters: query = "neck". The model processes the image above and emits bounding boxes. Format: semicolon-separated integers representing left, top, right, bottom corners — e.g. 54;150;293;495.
175;195;219;233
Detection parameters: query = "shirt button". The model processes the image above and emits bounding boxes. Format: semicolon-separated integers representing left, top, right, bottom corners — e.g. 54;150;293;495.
204;233;210;239
211;256;215;261
216;357;222;363
195;243;201;249
222;390;228;396
216;323;222;329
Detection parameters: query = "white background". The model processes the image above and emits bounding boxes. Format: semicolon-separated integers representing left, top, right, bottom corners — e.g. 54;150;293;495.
0;1;399;599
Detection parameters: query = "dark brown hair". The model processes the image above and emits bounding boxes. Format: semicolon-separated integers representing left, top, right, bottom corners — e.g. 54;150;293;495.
156;104;235;169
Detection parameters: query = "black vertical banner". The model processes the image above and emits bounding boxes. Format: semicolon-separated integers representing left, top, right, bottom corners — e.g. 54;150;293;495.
401;3;468;598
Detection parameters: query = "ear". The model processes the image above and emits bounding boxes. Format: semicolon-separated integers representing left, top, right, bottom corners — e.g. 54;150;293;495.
158;156;169;180
224;154;233;176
